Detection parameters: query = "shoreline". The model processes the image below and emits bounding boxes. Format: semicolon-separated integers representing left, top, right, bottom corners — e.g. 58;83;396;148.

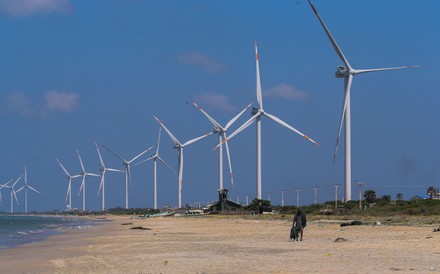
1;215;439;273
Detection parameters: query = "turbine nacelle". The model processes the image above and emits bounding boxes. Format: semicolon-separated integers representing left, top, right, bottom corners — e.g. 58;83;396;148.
335;66;347;78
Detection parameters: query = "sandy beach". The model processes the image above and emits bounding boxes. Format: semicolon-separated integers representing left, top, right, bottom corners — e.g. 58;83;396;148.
1;214;440;273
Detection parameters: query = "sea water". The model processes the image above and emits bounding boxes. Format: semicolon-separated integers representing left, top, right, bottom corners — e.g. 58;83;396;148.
0;215;94;250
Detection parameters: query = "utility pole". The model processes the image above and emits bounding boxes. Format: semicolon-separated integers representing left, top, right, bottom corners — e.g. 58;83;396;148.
356;181;364;210
332;184;340;210
294;188;301;208
312;186;319;205
267;192;271;202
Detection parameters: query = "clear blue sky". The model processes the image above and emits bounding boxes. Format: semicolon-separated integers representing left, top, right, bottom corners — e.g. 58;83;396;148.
0;0;438;212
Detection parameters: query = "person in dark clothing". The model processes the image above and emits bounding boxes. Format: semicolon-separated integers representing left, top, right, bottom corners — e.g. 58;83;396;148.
292;208;307;241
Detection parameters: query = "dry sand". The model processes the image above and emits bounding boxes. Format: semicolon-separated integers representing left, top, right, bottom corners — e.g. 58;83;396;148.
1;214;440;273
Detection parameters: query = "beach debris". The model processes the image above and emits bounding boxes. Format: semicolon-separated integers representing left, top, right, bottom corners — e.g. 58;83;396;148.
390;267;401;271
130;226;151;230
340;220;363;227
121;222;133;225
334;237;348;242
433;227;440;232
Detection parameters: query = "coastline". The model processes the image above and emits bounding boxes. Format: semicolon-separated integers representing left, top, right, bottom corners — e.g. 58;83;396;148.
1;215;439;273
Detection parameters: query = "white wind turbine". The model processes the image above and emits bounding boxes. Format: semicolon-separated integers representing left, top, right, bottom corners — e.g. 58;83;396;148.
16;166;41;213
135;127;176;210
153;115;214;208
192;101;252;190
95;142;125;211
0;179;13;208
307;0;418;201
102;144;153;209
218;42;319;200
4;174;23;213
56;158;81;210
77;149;100;211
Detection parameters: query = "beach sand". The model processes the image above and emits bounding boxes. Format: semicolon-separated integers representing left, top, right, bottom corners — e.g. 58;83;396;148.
1;214;440;273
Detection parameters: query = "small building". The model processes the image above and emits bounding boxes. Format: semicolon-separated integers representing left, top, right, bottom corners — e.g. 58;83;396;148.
207;189;243;212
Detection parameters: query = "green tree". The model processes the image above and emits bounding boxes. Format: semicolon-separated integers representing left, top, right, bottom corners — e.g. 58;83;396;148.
427;186;437;199
363;189;377;204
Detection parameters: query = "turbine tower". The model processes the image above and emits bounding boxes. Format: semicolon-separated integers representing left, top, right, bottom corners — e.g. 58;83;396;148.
192;101;252;190
219;42;319;200
77;149;100;211
16;166;41;213
153;115;213;208
95;142;125;211
135;127;176;210
56;158;81;210
102;144;153;209
308;0;418;202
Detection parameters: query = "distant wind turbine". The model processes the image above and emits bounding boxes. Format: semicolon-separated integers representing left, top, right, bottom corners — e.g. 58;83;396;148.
0;179;13;208
4;174;23;213
153;115;214;208
95;142;125;211
307;0;418;201
77;149;100;211
102;144;153;209
56;158;81;210
192;101;252;190
16;166;41;213
217;42;319;200
135;127;177;210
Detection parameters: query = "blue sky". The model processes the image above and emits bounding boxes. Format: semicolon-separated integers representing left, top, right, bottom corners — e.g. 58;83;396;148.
0;0;438;212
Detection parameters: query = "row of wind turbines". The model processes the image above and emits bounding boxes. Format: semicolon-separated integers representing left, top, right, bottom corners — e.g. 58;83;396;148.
35;1;418;212
0;166;41;213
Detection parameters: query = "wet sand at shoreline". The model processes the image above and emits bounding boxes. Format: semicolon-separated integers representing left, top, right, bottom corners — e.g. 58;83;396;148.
1;215;440;273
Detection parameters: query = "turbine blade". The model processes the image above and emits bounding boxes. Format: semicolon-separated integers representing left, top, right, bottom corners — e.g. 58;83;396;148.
95;142;106;168
134;156;154;167
102;145;128;163
255;41;264;110
28;185;40;194
192;101;223;129
12;174;24;187
182;131;214;147
152;115;182;145
78;175;86;196
16;186;25;193
76;149;86;172
129;146;154;164
106;168;125;173
225;102;253;130
98;171;105;195
65;181;71;203
355;66;420;75
334;74;353;161
56;159;71;177
214;112;260;150
157;156;177;175
307;0;352;70
264;112;319;146
12;189;19;204
223;133;234;188
156;127;162;154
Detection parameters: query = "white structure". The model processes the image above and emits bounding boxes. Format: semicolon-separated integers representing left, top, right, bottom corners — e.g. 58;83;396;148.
4;174;23;213
0;179;13;208
192;101;252;190
77;149;100;211
16;166;41;213
103;144;153;209
308;0;417;201
56;158;81;210
219;42;319;200
95;142;125;211
135;127;176;210
153;115;213;208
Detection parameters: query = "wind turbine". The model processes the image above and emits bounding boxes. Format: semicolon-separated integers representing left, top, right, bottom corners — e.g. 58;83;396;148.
192;101;252;190
102;144;153;209
56;158;81;210
77;149;100;211
4;174;23;213
0;179;13;208
153;115;214;208
218;42;319;200
307;0;418;201
16;166;41;213
95;142;125;211
135;127;176;210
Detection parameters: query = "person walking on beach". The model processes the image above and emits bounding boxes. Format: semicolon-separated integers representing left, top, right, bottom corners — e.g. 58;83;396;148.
292;208;306;241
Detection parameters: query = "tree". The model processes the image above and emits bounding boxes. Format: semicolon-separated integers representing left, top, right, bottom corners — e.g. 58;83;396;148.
397;193;403;201
427;186;437;199
363;189;377;204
